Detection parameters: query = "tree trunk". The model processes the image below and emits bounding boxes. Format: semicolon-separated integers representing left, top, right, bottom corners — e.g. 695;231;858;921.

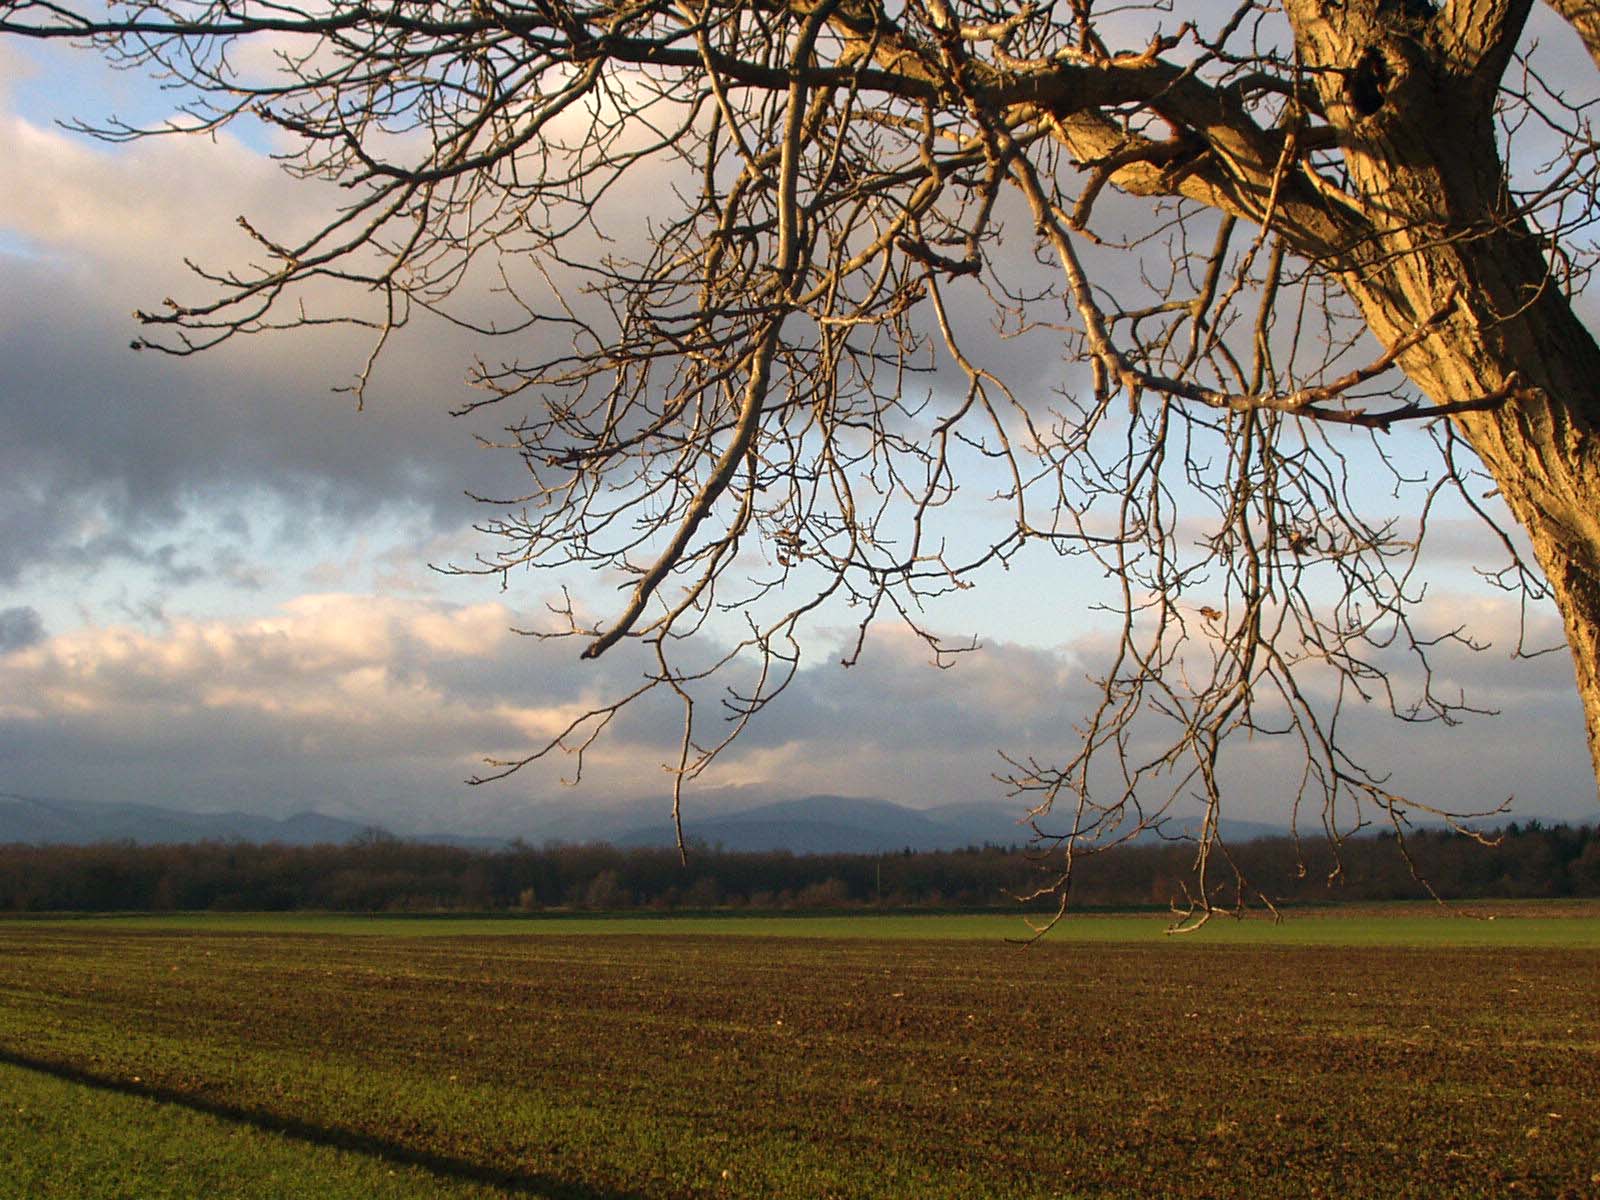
1409;263;1600;798
1289;0;1600;796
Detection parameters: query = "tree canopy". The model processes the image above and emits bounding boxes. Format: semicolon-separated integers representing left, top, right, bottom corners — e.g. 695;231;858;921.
6;0;1600;922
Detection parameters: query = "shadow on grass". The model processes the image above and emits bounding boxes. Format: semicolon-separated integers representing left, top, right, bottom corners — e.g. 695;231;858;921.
0;1047;648;1199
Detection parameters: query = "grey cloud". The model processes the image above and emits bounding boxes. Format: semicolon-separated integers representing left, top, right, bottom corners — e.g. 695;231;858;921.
0;594;691;821
742;634;1102;751
0;594;1097;822
0;605;44;652
0;586;1593;833
0;248;532;587
49;532;208;587
0;69;1137;603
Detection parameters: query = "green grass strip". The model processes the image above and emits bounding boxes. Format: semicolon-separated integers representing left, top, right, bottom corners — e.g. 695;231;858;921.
0;1061;529;1199
5;904;1600;947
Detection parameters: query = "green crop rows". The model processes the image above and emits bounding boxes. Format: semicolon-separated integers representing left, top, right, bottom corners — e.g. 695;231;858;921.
13;903;1600;946
1;910;1598;1197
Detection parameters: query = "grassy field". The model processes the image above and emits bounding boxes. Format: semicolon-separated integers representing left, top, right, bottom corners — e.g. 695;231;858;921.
1;908;1598;1197
12;899;1600;945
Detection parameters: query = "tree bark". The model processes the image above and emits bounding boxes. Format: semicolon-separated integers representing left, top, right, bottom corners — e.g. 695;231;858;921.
1287;0;1600;794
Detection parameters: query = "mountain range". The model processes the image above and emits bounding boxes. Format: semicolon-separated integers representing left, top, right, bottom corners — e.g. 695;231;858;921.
0;794;387;848
0;790;1285;854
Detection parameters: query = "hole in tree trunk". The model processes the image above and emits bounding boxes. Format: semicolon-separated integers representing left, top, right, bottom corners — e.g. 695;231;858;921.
1378;0;1438;20
1350;47;1390;118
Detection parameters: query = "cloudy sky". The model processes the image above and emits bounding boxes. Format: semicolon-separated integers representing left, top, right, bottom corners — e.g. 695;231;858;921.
2;22;1597;841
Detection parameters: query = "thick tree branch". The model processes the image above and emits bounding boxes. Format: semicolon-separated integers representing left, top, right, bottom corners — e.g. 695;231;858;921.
1543;0;1600;72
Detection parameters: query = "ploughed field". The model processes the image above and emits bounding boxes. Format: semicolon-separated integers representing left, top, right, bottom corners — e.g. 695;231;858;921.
1;915;1598;1198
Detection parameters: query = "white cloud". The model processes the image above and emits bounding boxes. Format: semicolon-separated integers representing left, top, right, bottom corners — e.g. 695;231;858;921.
0;571;1592;835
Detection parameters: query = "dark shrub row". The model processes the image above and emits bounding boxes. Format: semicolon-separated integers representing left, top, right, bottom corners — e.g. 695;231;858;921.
2;819;1597;912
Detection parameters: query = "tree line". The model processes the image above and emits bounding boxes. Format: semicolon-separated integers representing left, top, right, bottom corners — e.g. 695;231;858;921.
2;824;1598;914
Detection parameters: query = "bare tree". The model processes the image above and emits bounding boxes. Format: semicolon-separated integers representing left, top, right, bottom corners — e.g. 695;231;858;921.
6;0;1599;924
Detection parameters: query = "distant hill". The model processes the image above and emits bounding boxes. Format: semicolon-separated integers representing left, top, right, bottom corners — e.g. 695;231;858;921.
615;794;1286;854
617;794;984;854
0;793;381;847
0;790;1287;852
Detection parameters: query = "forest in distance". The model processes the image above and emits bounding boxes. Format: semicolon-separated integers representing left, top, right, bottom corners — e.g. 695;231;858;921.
4;822;1600;914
